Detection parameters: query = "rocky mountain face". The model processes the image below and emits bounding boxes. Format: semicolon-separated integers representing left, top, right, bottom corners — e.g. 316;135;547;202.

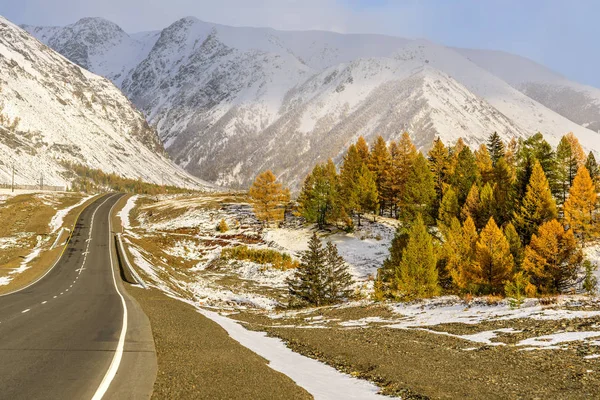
0;17;204;188
23;17;600;189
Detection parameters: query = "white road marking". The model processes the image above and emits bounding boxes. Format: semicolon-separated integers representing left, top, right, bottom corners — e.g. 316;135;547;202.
21;309;30;314
60;292;63;295
53;296;57;299
41;301;47;304
91;195;128;400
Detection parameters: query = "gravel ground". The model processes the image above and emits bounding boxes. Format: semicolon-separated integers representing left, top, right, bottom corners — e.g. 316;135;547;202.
127;286;312;400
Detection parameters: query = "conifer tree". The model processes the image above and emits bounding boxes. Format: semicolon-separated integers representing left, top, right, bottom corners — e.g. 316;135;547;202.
298;160;341;229
504;222;523;268
582;260;598;296
356;136;370;165
396;215;440;299
441;217;477;291
428;137;451;211
487;132;505;166
378;225;411;296
461;184;481;225
354;164;379;226
479;183;495;229
385;134;417;218
324;241;354;302
386;140;402;218
249;170;290;226
438;186;460;229
339;144;363;213
522;220;582;294
516;133;557;197
450;146;479;205
564;166;598;246
556;133;586;203
492;157;515;226
368;135;392;214
399;152;436;224
585;151;599;188
475;144;494;183
504;137;518;181
473;217;515;294
287;233;327;306
513;160;558;243
287;234;354;306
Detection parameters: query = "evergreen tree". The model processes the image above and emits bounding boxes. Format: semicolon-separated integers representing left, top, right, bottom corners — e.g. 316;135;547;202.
441;216;477;291
522;220;582;294
492;157;515;226
487;132;505;166
399;153;436;224
297;160;341;229
356;136;370;164
438;186;460;229
473;217;515;294
504;222;523;269
428;137;451;212
582;260;598;296
249;170;290;226
368;135;392;214
556;133;586;203
585;151;599;188
450;146;479;205
287;234;354;306
516;133;558;198
339;144;363;213
386;133;417;218
513;160;558;243
475;144;494;183
461;184;481;226
396;215;440;299
564;166;598;246
378;225;411;296
287;233;328;306
478;183;495;230
324;241;354;303
354;164;379;226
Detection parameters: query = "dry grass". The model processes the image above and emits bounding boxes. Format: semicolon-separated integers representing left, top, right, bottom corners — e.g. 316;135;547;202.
0;193;98;294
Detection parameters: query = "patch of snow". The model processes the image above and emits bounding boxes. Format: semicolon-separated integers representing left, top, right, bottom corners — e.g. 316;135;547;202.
517;331;600;348
118;195;138;230
198;308;385;399
49;194;95;233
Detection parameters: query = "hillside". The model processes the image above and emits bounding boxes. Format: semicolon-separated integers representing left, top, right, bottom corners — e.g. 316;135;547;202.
0;16;204;188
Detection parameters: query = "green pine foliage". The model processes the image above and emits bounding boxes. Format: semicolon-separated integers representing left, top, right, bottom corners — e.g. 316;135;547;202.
287;233;353;306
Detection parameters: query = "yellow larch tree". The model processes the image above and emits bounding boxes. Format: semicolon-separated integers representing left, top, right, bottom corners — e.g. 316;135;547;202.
249;170;290;226
564;165;598;246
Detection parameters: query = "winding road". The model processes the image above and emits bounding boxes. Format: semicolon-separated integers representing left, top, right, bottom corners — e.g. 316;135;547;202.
0;193;156;399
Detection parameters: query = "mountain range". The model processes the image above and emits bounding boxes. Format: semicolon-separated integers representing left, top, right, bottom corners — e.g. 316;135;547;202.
0;16;206;188
18;16;600;188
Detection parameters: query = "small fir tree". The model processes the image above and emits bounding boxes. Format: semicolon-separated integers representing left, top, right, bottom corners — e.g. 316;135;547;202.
324;241;354;302
582;260;598;296
504;271;535;309
487;132;505;166
450;146;479;205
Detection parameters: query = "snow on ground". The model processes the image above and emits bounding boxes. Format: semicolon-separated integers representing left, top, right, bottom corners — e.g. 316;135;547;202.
387;296;600;328
198;308;385;399
518;331;600;349
118;194;138;230
49;194;95;233
412;327;521;346
265;218;396;280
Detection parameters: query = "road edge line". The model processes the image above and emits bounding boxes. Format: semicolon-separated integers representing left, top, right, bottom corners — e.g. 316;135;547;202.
91;194;128;400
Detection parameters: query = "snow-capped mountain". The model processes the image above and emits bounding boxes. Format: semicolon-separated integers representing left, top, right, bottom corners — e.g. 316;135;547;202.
0;16;205;188
22;16;600;188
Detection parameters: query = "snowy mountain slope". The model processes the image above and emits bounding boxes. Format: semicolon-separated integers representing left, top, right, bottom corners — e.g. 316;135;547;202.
23;16;600;188
0;16;204;188
458;48;600;133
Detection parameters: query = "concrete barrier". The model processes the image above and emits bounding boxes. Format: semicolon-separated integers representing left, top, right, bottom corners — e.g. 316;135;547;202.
114;233;147;289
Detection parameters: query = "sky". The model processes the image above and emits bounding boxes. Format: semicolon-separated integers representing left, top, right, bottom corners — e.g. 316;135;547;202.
1;0;598;88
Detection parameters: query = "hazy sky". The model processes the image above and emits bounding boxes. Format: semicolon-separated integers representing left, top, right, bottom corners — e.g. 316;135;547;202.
1;0;598;88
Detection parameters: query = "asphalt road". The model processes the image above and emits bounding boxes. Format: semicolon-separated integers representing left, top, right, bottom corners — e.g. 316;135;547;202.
0;193;157;400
